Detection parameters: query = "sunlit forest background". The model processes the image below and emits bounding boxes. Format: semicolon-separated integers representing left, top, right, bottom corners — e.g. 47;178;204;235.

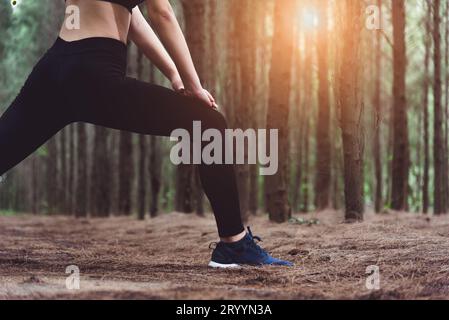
1;0;448;222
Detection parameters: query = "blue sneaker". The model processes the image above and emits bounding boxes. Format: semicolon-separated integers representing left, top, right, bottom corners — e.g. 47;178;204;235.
208;227;294;268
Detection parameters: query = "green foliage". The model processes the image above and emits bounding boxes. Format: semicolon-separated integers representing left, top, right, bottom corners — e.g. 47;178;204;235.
0;209;17;216
1;0;61;108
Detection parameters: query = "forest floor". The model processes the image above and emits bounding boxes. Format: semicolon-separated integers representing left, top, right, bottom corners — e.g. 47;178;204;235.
0;210;449;300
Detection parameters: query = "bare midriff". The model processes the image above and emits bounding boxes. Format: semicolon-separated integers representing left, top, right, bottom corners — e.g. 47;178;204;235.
59;0;132;44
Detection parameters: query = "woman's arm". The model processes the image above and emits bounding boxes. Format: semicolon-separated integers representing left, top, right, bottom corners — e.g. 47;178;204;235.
129;7;183;91
145;0;216;108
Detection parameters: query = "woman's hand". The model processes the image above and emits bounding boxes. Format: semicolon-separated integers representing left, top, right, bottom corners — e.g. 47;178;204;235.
185;88;218;109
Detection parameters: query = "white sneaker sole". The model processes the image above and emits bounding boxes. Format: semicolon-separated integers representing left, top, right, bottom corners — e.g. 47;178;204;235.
208;261;241;269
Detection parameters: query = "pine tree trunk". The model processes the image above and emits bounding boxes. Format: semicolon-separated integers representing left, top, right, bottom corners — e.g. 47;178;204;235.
373;0;383;213
433;0;445;215
31;154;39;214
315;0;332;210
90;127;111;217
423;0;431;214
68;124;75;214
46;138;57;214
149;135;161;217
180;0;207;215
118;131;133;215
336;0;364;222
59;128;67;213
443;0;449;213
147;64;161;218
301;30;312;213
391;0;410;211
292;34;303;212
75;123;88;217
137;134;147;220
136;50;147;220
233;0;258;221
265;0;296;223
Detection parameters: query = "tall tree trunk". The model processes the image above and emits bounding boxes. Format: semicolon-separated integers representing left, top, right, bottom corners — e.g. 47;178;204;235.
336;0;364;222
265;0;296;223
180;0;207;215
302;114;310;213
137;134;147;220
46;138;57;214
59;128;67;213
75;123;88;217
118;131;133;215
31;154;39;214
315;0;332;210
423;0;431;214
136;50;147;220
292;30;303;212
433;0;446;215
90;127;111;217
391;0;409;211
444;0;449;213
233;0;258;221
149;136;161;217
301;29;313;213
68;124;75;214
373;0;383;213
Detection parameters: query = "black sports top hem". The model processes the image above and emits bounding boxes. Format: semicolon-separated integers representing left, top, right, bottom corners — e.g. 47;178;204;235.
64;0;145;14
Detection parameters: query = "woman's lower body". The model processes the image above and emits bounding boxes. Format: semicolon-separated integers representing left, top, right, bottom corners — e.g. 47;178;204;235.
0;37;244;238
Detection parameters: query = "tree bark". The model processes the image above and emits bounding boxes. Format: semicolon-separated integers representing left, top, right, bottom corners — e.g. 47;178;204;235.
68;124;75;214
423;0;431;214
136;50;147;220
373;0;383;213
75;123;88;217
46;138;57;214
180;0;207;215
315;0;332;210
301;26;313;213
59;128;67;213
433;0;446;215
233;0;259;221
90;127;111;217
265;0;296;222
391;0;410;211
336;0;364;222
118;131;134;215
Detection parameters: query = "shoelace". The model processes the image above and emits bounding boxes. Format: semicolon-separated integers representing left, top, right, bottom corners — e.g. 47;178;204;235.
246;226;261;242
246;226;268;257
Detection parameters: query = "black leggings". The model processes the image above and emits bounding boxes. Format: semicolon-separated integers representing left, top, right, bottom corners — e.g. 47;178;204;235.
0;37;244;238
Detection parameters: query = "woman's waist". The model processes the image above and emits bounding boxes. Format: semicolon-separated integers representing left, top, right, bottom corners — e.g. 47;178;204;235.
61;0;131;44
46;37;128;78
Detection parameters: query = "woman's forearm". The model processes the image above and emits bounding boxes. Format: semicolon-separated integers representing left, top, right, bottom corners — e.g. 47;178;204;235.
146;1;203;92
129;7;179;82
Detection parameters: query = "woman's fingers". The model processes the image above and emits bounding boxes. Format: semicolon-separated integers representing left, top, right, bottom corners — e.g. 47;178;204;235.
207;91;215;102
204;89;216;102
171;75;185;93
203;89;219;109
184;88;218;109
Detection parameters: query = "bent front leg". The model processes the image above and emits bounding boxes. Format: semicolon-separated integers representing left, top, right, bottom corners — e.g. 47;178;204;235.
79;78;245;237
